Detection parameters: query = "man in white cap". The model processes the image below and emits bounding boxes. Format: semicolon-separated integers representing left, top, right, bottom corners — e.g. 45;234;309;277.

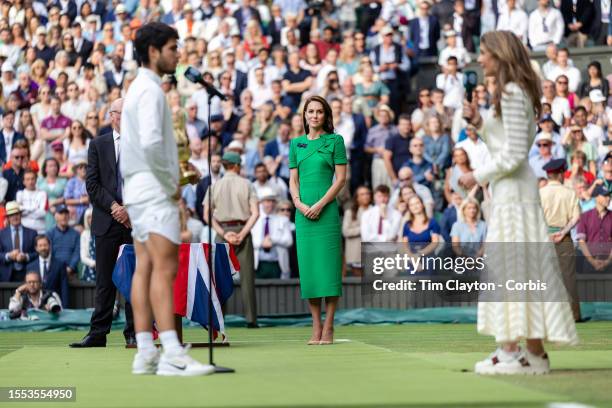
34;27;55;65
438;29;471;69
0;202;37;282
1;62;18;99
251;187;293;279
175;4;204;39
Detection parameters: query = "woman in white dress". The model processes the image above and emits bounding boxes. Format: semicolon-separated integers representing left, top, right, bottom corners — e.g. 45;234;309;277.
459;31;578;375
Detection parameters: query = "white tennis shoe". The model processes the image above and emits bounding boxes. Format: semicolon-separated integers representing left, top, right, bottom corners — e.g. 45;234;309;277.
156;345;215;376
493;350;551;375
474;347;521;375
132;349;160;375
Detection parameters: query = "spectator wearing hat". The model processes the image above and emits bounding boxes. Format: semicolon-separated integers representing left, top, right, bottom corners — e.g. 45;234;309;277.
176;4;204;40
1;62;18;100
576;185;612;273
563;122;598;176
438;29;471;70
528;0;565;50
365;105;397;190
0;111;25;166
204;150;260;327
529;132;557;179
64;159;89;225
2;145;27;202
496;0;528;44
0;201;37;282
408;0;441;58
251;187;293;279
539;158;582;320
46;205;80;283
530;114;564;159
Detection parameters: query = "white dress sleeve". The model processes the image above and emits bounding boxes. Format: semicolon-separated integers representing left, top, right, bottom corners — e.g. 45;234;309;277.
473;83;531;184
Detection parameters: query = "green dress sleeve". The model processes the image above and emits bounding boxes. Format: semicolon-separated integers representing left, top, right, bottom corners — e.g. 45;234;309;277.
289;138;297;169
333;134;348;165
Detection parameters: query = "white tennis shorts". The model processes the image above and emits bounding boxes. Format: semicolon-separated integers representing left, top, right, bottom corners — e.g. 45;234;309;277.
123;172;180;245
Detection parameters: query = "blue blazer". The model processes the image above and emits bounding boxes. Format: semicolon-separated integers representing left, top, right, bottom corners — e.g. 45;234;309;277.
0;226;38;282
27;257;69;308
408;16;440;58
0;131;25;164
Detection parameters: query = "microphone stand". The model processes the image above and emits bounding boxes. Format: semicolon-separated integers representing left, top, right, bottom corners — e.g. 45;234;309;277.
205;90;234;374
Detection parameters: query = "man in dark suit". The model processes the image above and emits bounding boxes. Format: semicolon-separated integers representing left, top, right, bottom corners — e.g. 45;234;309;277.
26;235;69;307
0;202;37;282
561;0;594;46
195;153;223;223
52;0;77;22
233;0;261;35
0;111;25;165
103;54;125;91
263;120;291;186
72;22;94;62
70;98;134;348
408;1;441;58
2;145;26;202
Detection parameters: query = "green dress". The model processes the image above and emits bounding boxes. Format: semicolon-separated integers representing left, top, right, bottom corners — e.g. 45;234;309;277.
289;133;347;299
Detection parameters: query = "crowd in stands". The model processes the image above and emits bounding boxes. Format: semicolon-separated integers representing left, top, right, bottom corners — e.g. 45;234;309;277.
1;0;611;314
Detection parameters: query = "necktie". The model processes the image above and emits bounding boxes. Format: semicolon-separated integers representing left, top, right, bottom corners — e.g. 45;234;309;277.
42;260;48;280
378;216;383;235
263;217;270;252
116;139;123;204
14;228;20;252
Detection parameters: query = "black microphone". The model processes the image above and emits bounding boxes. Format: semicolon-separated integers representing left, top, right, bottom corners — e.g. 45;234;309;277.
463;70;478;103
184;66;228;101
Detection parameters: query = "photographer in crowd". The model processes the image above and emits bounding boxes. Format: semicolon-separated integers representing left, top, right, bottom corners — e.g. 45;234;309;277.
8;271;62;319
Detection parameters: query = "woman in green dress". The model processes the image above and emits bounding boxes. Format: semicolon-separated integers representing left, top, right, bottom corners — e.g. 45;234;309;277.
289;95;348;345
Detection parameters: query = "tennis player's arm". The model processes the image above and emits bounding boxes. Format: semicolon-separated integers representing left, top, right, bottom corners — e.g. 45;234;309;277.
138;89;177;197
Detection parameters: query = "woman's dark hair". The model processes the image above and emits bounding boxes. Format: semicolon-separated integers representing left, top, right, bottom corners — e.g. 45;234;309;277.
302;95;334;134
350;185;371;221
587;61;603;80
134;22;179;66
42;157;60;177
69;120;90;144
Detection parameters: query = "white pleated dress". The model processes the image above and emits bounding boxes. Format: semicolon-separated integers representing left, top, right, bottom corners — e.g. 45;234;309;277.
473;82;578;345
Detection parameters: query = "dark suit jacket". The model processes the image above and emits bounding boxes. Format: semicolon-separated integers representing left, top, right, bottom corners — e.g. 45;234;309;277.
233;7;261;34
0;226;38;282
27;256;69;307
561;0;594;35
195;175;213;223
76;38;93;62
408;16;440;58
90;0;107;22
0;130;25;164
86;132;123;237
349;113;368;192
103;70;125;90
233;70;248;106
52;0;77;21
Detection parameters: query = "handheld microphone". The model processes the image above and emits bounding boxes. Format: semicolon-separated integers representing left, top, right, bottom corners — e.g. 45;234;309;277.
184;66;228;101
463;70;478;103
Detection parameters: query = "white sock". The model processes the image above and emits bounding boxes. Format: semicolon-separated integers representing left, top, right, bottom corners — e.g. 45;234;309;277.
159;330;182;355
135;332;156;355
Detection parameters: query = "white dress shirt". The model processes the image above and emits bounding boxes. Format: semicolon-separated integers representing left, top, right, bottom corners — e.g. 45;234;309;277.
16;189;48;234
496;6;529;43
455;137;492;171
251;212;293;276
436;72;464;110
3;129;14;161
546;65;582;93
360;205;402;242
113;130;120;162
120;68;179;198
438;46;472;69
528;7;565;49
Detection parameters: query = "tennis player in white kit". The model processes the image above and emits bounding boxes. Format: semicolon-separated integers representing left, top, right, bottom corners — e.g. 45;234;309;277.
121;22;213;376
